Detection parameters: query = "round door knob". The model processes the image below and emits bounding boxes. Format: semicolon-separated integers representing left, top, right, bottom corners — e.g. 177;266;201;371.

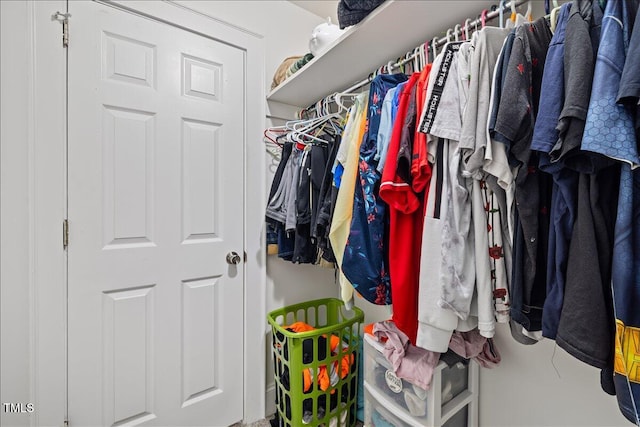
226;251;241;265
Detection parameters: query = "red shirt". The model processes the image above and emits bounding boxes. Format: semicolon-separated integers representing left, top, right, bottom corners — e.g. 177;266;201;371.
379;67;432;344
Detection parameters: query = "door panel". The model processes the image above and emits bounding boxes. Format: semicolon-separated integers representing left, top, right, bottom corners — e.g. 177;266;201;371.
67;2;245;425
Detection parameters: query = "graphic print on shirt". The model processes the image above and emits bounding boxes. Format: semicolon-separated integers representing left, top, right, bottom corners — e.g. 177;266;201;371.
615;320;640;384
419;43;462;135
481;180;508;317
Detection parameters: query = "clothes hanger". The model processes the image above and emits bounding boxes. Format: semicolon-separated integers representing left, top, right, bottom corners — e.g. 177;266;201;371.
481;9;488;28
446;28;453;43
308;107;335;136
549;1;562;33
265;119;293;135
464;18;472;40
397;56;405;74
499;0;506;28
291;114;338;145
321;96;329;116
401;57;407;73
431;36;438;62
526;0;533;21
454;24;461;42
420;43;427;69
397;55;405;74
334;90;360;114
421;42;428;67
263;128;286;147
286;113;325;131
314;99;321;118
505;0;527;28
332;92;345;113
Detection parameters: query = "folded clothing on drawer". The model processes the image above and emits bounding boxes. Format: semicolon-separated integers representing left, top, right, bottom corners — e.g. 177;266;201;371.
365;333;430;420
372;320;440;390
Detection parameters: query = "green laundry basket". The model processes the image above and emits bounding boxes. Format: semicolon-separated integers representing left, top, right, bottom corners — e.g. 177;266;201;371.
267;298;364;427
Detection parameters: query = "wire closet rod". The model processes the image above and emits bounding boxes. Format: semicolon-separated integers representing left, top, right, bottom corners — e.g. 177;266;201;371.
338;0;528;96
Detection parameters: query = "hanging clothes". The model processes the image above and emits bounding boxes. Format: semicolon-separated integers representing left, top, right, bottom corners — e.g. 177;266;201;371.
580;0;640;422
379;71;425;344
341;73;407;305
434;40;476;322
494;17;554;337
529;2;574;341
313;133;342;263
547;0;618;392
374;85;400;173
484;29;538;346
460;26;512;339
330;93;369;308
416;42;477;353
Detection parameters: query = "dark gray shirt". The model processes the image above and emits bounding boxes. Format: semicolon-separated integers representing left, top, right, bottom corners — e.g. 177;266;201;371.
494;17;553;332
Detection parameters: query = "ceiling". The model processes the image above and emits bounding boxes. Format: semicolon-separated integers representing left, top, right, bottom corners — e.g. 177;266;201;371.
289;1;340;25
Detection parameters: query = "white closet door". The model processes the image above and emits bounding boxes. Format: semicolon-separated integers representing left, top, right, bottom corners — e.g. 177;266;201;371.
67;1;245;425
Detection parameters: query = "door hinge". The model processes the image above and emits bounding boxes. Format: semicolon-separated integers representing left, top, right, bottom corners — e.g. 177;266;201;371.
52;11;71;48
63;219;69;249
244;251;247;263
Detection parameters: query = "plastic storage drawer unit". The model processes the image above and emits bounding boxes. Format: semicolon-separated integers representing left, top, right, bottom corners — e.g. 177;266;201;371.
363;333;478;427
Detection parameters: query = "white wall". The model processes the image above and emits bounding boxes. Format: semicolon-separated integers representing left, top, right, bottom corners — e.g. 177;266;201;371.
1;2;32;426
481;325;629;426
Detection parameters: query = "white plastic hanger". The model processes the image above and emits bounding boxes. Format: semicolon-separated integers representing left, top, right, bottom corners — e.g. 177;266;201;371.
291;113;340;145
550;1;562;33
505;0;527;28
334;90;359;114
454;24;462;42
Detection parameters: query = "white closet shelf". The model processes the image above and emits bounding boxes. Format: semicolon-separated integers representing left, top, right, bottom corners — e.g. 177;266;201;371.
267;0;494;107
